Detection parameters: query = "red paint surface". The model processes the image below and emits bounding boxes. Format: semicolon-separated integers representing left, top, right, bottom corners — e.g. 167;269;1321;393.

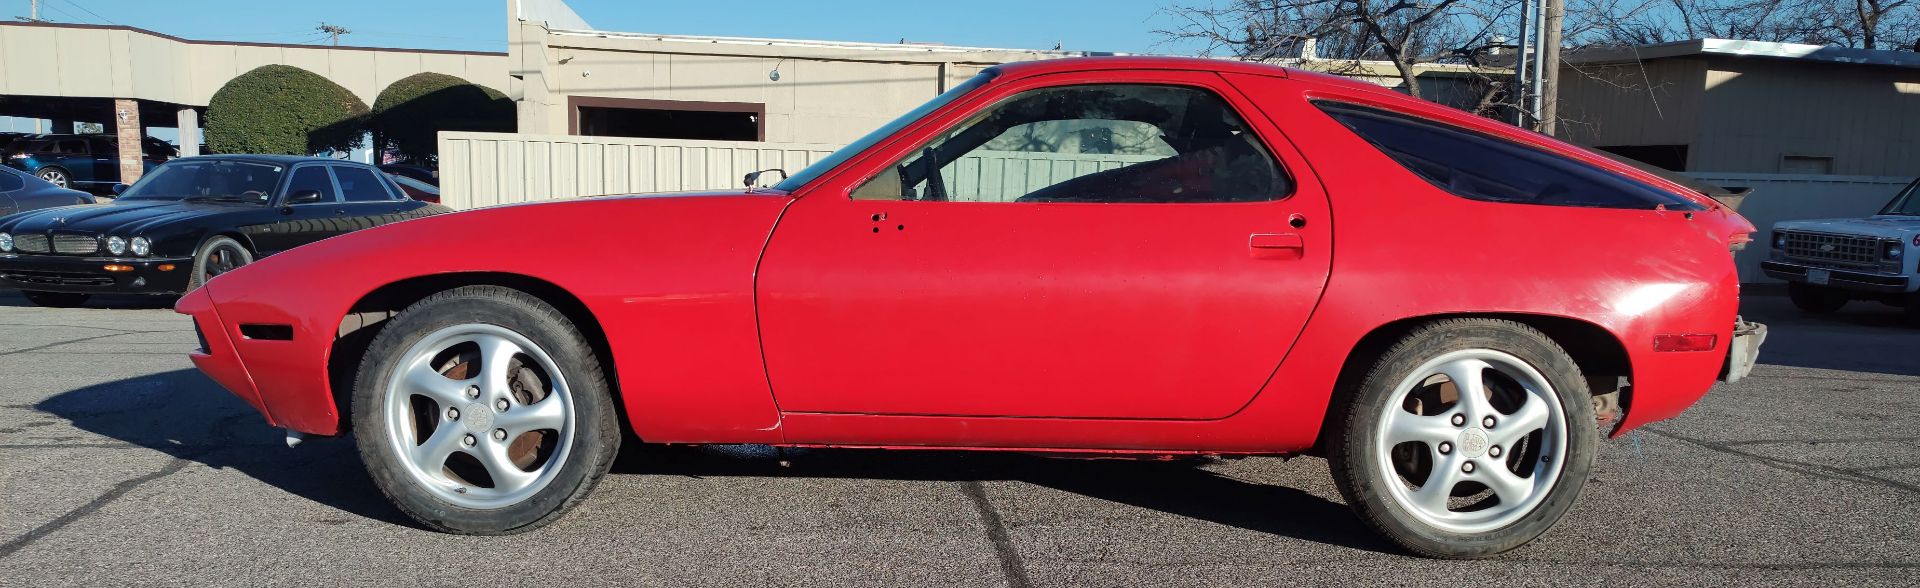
179;57;1751;453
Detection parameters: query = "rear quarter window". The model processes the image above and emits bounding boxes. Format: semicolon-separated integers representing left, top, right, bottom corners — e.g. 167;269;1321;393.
1315;101;1703;211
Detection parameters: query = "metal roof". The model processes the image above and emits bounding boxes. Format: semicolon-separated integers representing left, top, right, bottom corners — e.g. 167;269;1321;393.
1567;38;1920;69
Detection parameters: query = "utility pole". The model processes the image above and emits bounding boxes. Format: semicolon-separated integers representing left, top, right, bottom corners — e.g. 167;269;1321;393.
1538;0;1565;136
31;0;41;133
316;22;350;46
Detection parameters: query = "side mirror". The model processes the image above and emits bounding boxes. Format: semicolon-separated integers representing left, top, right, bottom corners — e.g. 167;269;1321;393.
742;168;788;191
111;183;129;195
284;189;324;205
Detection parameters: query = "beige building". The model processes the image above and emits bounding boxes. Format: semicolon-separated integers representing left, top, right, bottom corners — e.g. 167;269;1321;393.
1556;39;1920;176
0;20;506;171
503;0;1495;145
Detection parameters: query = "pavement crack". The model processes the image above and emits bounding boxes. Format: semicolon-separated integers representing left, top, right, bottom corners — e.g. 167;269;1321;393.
0;454;200;559
0;332;134;357
961;481;1032;588
1640;426;1920;495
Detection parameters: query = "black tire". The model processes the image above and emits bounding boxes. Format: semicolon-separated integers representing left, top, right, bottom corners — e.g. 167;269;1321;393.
351;286;620;534
187;236;253;291
22;291;90;307
1787;282;1849;314
36;167;71;189
1327;318;1597;559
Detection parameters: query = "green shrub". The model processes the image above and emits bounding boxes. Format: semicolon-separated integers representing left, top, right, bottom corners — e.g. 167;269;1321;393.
369;73;514;164
205;65;369;155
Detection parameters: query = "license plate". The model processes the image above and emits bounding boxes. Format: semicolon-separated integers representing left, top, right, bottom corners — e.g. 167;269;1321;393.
1807;269;1831;285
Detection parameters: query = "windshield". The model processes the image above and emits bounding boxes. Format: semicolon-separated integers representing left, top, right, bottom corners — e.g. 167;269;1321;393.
118;160;285;204
773;70;1000;192
1880;178;1920;215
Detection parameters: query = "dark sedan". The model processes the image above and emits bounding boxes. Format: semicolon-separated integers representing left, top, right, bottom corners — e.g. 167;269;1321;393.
0;155;450;306
1;165;95;215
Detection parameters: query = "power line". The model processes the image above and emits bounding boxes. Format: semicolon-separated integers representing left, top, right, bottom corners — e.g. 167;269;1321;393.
57;0;116;25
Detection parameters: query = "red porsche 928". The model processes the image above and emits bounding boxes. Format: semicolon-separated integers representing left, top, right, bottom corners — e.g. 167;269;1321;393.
178;57;1765;558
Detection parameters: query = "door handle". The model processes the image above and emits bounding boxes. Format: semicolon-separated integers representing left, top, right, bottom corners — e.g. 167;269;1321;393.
1249;233;1303;250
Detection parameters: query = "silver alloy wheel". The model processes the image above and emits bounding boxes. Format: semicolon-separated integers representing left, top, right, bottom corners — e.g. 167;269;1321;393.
1374;348;1568;534
384;323;576;509
38;169;67;188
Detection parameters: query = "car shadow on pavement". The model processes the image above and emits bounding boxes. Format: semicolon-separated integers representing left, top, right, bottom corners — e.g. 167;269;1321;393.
37;369;1386;552
616;444;1394;554
1738;294;1920;377
33;368;413;526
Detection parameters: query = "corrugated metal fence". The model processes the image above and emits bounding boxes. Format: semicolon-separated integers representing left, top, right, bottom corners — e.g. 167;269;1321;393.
436;132;840;209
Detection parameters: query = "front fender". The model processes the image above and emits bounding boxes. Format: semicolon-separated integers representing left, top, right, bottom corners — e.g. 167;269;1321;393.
184;195;793;439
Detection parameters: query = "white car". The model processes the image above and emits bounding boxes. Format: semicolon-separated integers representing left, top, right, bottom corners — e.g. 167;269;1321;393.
1764;177;1920;321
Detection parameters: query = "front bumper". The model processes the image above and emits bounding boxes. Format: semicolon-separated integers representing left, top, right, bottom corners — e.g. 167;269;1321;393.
0;253;194;294
1760;260;1911;293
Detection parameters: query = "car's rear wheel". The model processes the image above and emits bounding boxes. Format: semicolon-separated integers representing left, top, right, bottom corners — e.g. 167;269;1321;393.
21;291;90;307
1328;319;1596;559
36;168;69;189
351;286;619;534
1787;282;1848;314
187;236;253;291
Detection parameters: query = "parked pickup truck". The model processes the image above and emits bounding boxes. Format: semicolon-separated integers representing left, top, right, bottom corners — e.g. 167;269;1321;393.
1763;177;1920;322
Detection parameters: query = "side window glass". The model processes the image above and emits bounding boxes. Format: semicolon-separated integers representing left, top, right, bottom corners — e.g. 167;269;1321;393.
853;84;1291;203
333;166;396;202
1315;102;1702;210
58;140;88;155
285;166;339;203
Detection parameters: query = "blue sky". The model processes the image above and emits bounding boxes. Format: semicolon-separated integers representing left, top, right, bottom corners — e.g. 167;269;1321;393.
5;0;1199;54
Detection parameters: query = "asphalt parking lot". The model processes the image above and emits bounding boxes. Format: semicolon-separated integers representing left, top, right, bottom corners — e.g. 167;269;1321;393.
1;289;1916;586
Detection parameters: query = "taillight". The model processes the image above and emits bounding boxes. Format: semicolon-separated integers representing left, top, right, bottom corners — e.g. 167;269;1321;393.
1653;333;1718;352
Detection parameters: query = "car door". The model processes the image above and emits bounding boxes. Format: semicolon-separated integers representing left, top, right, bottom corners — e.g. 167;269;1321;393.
328;164;418;230
88;137;118;186
251;164;343;255
756;71;1333;420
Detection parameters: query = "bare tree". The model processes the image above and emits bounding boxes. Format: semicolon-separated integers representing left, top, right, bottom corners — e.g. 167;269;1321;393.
1577;0;1920;49
1157;0;1513;101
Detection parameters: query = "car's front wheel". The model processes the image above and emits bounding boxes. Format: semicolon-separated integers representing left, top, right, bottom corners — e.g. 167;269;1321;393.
1328;319;1596;558
1787;282;1849;314
351;286;620;534
21;291;90;307
187;236;253;291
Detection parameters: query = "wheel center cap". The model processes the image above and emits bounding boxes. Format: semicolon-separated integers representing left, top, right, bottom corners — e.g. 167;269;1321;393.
462;402;493;432
1458;428;1489;458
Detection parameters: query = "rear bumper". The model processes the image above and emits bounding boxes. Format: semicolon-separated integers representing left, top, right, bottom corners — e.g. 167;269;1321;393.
0;253;194;294
1720;320;1767;384
1760;260;1912;293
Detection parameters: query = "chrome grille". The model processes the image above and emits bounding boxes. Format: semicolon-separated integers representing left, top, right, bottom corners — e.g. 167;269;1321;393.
13;234;50;254
51;234;99;255
1781;231;1882;265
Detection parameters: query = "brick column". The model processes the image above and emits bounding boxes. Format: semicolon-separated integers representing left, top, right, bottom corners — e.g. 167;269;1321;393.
114;99;144;184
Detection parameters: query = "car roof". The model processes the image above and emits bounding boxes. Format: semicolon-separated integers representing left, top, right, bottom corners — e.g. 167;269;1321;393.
989;56;1295;80
175;154;372;166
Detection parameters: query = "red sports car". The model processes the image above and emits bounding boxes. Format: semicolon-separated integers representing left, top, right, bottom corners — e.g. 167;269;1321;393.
178;57;1764;558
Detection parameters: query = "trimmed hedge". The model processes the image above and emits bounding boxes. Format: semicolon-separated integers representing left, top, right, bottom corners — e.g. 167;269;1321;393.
206;65;369;155
370;73;514;164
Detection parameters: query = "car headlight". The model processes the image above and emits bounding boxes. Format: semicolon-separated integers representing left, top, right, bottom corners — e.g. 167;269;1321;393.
130;237;151;257
0;232;11;253
1889;242;1905;260
1773;232;1788;248
106;236;127;256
